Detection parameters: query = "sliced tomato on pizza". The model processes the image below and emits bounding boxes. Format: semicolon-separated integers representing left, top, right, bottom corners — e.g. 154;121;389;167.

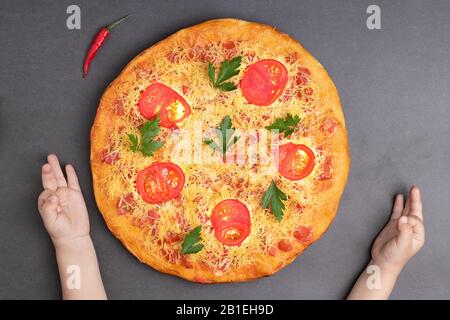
279;142;315;180
211;199;251;246
136;162;185;204
240;59;288;106
138;83;191;128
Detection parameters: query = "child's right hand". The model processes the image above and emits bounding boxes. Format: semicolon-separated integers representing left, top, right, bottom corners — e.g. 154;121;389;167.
37;155;90;247
371;186;425;272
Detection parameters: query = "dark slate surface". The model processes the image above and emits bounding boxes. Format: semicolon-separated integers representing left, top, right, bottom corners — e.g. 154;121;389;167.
0;0;449;299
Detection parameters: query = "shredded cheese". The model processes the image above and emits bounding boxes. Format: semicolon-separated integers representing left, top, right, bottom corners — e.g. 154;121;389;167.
96;36;339;272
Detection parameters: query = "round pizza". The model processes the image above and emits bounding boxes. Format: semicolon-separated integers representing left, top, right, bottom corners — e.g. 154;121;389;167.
90;19;350;283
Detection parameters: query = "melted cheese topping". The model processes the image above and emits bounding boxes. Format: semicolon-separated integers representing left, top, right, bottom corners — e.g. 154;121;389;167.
96;37;339;274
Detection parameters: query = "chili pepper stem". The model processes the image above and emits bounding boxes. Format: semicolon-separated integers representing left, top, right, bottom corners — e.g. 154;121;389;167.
105;15;129;31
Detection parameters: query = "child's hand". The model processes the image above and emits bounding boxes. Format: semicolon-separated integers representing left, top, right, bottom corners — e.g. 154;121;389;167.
348;187;425;299
371;186;425;272
38;154;90;247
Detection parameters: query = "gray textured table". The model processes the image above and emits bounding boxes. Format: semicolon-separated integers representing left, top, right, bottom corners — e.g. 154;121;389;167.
1;0;449;299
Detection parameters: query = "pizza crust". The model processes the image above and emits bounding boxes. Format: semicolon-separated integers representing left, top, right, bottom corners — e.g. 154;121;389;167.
90;18;350;283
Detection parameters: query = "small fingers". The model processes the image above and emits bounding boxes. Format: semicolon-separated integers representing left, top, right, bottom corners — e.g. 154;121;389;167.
47;154;67;187
41;163;58;191
38;190;59;223
65;164;81;191
390;194;404;220
396;216;413;250
403;196;410;216
38;189;56;212
408;186;423;221
406;215;425;240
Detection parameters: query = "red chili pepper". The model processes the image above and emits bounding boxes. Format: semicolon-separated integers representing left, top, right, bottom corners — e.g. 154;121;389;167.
83;15;129;78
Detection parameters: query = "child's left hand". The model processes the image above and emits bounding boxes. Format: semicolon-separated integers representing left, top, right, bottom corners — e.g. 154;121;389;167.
348;186;425;300
37;154;90;247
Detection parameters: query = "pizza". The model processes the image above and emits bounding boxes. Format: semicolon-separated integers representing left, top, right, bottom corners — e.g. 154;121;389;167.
90;19;350;283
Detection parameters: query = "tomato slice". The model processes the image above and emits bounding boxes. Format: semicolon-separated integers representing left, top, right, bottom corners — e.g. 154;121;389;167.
136;162;185;204
279;142;315;180
138;83;191;128
211;199;251;246
240;59;288;106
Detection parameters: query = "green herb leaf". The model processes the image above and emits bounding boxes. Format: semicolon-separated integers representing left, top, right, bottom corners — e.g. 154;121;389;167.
226;135;240;149
208;56;242;91
265;113;301;137
128;134;139;152
204;115;240;159
216;82;237;91
140;140;164;157
140;118;161;141
208;63;216;85
262;181;287;222
128;117;164;157
181;226;204;254
204;139;222;152
216;56;242;83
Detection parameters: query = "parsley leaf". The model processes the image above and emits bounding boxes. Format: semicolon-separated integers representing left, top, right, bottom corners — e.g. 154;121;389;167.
181;226;204;254
204;115;240;160
265;113;301;137
216;82;237;91
262;181;288;222
208;56;242;91
203;139;222;152
140;119;161;141
128;117;164;157
140;140;164;157
128;134;139;152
